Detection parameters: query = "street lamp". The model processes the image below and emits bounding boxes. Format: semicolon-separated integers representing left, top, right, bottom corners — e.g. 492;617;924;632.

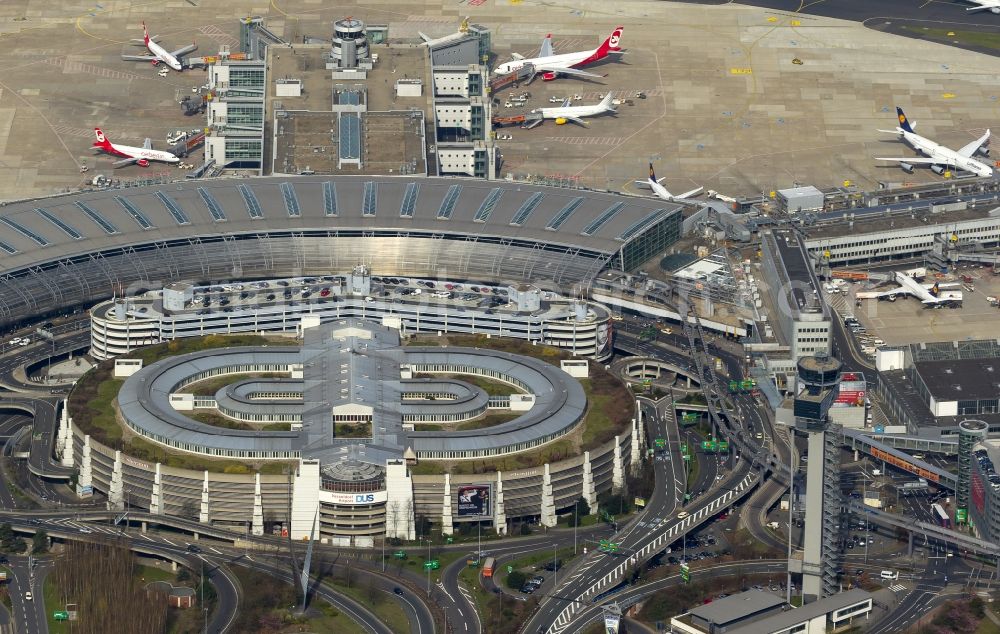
425;539;431;596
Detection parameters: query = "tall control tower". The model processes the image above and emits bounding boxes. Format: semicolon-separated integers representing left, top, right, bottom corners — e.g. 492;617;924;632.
792;353;843;603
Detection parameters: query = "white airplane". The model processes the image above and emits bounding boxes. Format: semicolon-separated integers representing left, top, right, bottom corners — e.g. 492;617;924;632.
530;94;616;126
493;26;624;82
876;107;992;178
855;271;963;305
634;164;703;201
121;22;197;71
419;17;471;47
963;0;1000;13
92;128;179;168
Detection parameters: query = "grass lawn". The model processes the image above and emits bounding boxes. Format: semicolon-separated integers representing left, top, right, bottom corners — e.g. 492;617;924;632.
493;546;578;590
901;26;1000;52
44;572;70;634
323;577;410;633
135;563;178;585
977;616;1000;634
183;372;283;396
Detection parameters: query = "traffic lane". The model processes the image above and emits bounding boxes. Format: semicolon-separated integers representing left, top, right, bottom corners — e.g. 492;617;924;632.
525;464;757;632
439;556;481;634
0;330;91;391
6;556;48;634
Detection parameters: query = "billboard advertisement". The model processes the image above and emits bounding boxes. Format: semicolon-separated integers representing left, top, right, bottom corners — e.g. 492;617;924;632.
595;322;613;358
457;484;492;517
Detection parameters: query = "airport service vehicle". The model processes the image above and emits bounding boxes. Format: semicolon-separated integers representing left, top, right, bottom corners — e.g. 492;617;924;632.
530;93;616;126
633;163;703;201
880;570;898;580
876;107;992;178
92;128;180;168
482;557;497;578
855;270;962;306
494;26;624;81
931;503;952;529
963;0;1000;13
121;22;197;71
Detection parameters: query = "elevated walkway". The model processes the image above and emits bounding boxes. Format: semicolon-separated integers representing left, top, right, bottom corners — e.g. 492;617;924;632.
841;428;956;489
488;64;535;93
850;501;999;559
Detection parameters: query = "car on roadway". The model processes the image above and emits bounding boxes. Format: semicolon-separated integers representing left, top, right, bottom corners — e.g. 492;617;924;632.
187;544;201;553
77;527;92;534
24;592;31;601
677;511;690;519
393;587;404;596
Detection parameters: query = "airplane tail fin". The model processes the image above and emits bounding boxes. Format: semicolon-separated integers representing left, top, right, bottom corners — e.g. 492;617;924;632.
596;26;624;57
895;107;915;134
93;128;114;151
142;21;150;46
648;162;657;185
600;92;615;109
931;282;940;297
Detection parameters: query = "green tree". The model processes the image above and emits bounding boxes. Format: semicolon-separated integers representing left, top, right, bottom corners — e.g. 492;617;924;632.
0;523;23;553
569;497;589;527
506;571;527;590
31;530;48;554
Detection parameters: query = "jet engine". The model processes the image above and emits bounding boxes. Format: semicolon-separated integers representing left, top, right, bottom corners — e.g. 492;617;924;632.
899;162;914;173
930;164;946;175
137;159;150;168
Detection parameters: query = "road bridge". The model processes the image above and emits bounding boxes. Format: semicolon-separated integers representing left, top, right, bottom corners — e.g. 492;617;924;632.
841;428;957;489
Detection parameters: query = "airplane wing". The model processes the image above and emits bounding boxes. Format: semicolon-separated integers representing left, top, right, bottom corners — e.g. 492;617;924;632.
875;157;950;165
633;180;654;190
143;138;152;150
112;157;138;168
561;116;588;126
967;0;1000;11
170;43;198;58
538;35;554;58
856;287;912;300
534;64;604;79
957;129;990;158
130;36;161;45
121;54;159;62
511;52;525;61
418;32;432;42
674;187;704;199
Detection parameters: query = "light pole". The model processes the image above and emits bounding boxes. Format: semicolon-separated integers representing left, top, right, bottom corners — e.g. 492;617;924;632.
425;539;431;596
553;543;558;587
573;501;578;555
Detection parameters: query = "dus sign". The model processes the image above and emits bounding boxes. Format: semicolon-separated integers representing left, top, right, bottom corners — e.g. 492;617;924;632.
324;491;388;505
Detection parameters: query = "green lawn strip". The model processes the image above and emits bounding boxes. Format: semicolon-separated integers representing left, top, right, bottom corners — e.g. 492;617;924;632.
322;577;409;633
457;564;494;620
44;571;69;634
183;372;283;396
135;563;177;585
492;546;577;590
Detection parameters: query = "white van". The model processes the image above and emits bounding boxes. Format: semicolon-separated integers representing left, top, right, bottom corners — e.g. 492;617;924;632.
880;570;898;580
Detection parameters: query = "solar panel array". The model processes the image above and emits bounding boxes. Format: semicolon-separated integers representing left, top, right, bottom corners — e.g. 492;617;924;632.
619;208;671;241
546;197;586;231
0;217;47;246
340;113;361;161
198;188;227;222
322;181;338;216
437;185;463;220
510;192;544;226
400;183;420;218
237;184;263;219
76;202;118;234
114;196;154;230
362;182;377;216
581;202;628;236
474;188;505;223
153;192;190;226
35;208;82;240
280;182;301;217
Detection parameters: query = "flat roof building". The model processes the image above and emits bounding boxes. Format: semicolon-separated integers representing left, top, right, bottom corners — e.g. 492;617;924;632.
670;589;873;634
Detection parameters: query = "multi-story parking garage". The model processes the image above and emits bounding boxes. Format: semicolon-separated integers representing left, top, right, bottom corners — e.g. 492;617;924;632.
11;176;674;543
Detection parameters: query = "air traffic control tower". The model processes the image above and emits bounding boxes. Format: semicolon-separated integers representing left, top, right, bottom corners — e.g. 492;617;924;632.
792;353;843;603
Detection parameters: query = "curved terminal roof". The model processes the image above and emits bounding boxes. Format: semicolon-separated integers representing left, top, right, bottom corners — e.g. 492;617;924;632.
0;176;683;272
116;319;588;462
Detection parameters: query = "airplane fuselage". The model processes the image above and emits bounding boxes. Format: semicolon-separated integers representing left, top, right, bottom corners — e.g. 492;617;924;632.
495;49;599;76
531;102;612;120
147;38;183;71
102;142;179;164
900;130;993;177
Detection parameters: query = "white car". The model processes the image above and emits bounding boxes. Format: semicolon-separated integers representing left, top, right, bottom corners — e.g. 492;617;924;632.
18;339;29;346
677;511;690;519
24;592;31;601
8;337;20;345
